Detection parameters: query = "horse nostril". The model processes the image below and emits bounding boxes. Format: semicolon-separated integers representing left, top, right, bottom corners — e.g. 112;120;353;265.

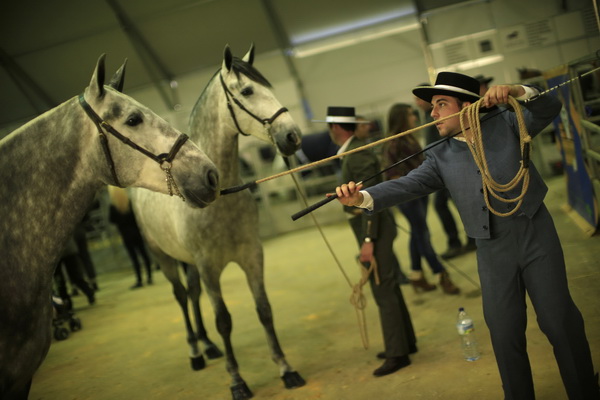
287;131;300;145
207;169;219;191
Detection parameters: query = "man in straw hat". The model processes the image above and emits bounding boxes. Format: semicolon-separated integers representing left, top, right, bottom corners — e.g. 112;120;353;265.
319;106;416;377
332;73;599;398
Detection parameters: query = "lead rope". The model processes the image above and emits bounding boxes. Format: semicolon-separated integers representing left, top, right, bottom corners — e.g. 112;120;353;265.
461;96;531;217
287;160;379;349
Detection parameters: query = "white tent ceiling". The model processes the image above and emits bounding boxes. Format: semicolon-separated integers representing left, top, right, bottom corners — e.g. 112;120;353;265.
0;0;450;130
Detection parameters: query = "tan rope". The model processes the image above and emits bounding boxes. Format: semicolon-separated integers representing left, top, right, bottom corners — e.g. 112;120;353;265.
349;257;380;349
253;111;462;185
460;96;531;217
288;168;377;349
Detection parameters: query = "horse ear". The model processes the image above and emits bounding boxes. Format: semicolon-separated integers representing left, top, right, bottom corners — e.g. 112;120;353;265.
222;44;233;72
108;59;127;93
89;54;106;98
242;43;255;66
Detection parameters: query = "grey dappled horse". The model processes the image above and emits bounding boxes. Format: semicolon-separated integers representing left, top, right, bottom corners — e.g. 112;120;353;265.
0;55;219;399
131;44;304;399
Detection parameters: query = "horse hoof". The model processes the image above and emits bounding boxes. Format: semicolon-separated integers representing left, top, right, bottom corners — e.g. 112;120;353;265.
230;382;253;400
281;371;306;389
205;345;224;359
190;355;206;370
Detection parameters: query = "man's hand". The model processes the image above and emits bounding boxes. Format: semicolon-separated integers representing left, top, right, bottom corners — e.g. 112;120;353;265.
329;181;364;206
359;241;374;263
483;84;525;108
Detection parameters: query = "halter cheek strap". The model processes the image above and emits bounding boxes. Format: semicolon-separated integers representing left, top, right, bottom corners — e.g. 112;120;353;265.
78;93;188;200
219;74;288;138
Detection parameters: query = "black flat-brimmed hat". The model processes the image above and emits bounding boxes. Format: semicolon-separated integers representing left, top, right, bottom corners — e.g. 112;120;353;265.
313;106;370;123
412;72;481;104
474;74;494;85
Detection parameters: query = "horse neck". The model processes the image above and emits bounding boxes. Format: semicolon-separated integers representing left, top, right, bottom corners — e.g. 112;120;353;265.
189;78;241;187
0;98;102;269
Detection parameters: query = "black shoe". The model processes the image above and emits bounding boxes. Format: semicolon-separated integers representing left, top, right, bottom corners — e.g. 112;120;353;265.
440;246;463;260
130;282;143;290
373;356;411;377
376;345;418;360
397;273;410;285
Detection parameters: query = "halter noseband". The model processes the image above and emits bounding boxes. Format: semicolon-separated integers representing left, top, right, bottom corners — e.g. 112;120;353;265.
78;93;188;200
219;74;288;138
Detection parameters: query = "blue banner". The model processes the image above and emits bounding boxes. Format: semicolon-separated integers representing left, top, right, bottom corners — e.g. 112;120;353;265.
546;66;598;233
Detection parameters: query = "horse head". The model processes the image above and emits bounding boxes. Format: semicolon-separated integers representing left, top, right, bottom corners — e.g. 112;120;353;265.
84;54;220;208
219;44;302;156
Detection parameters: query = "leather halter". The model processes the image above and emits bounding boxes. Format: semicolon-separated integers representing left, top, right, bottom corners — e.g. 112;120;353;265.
219;74;288;137
78;93;188;200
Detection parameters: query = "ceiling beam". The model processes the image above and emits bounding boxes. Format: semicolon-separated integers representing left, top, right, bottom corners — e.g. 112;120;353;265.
105;0;180;110
260;0;314;122
0;47;57;114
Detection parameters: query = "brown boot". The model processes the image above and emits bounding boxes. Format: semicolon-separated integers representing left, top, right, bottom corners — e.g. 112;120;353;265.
410;276;437;293
439;271;460;295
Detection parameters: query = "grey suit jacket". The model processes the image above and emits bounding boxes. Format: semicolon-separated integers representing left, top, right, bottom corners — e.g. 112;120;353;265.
366;94;562;239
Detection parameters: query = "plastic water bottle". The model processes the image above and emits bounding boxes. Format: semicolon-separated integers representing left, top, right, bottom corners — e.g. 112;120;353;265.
456;307;480;361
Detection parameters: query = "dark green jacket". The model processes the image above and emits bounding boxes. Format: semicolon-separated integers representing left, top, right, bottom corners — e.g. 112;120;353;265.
341;136;384;241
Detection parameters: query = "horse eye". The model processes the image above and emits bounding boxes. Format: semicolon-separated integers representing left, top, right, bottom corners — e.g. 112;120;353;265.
125;114;143;127
241;87;254;96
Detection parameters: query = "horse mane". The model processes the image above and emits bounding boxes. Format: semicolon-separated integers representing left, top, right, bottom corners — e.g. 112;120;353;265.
192;56;273;115
230;56;272;88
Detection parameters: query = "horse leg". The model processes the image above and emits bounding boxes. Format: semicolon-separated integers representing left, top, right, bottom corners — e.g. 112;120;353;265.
154;254;205;370
201;267;252;400
244;261;306;390
182;262;223;359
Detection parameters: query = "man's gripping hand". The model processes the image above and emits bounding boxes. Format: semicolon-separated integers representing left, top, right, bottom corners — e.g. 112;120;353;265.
329;181;364;207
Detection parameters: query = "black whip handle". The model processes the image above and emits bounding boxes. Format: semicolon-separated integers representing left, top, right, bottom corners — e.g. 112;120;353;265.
291;194;339;221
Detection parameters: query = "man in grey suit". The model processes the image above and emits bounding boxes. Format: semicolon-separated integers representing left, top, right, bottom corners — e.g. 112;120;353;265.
322;106;416;377
333;73;599;399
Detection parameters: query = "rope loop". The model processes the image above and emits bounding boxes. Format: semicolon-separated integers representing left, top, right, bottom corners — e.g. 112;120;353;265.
462;96;531;217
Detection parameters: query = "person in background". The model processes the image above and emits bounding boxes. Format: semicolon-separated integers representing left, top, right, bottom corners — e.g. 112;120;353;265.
383;103;460;295
354;115;372;140
415;83;476;259
333;72;599;399
108;186;153;289
73;218;98;291
54;236;96;308
474;74;494;96
320;106;415;377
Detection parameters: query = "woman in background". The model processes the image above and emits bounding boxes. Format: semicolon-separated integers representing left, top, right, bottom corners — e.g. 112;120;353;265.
383;103;460;295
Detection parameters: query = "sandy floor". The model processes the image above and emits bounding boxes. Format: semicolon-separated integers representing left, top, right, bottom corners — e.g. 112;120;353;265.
29;176;600;400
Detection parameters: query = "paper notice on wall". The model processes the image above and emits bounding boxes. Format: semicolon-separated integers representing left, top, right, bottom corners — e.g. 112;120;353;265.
525;19;557;47
499;25;528;51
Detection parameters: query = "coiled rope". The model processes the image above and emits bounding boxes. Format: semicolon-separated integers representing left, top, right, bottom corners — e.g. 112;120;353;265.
461;96;531;217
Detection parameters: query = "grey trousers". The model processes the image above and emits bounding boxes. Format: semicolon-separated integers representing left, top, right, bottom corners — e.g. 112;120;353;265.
476;204;598;400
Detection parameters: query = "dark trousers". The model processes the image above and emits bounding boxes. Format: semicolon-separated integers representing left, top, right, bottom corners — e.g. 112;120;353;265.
74;225;96;282
349;210;416;357
398;196;445;274
476;204;598;400
433;188;461;249
54;254;95;304
121;233;152;283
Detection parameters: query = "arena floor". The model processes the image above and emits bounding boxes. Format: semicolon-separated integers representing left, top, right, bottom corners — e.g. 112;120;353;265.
29;175;599;400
